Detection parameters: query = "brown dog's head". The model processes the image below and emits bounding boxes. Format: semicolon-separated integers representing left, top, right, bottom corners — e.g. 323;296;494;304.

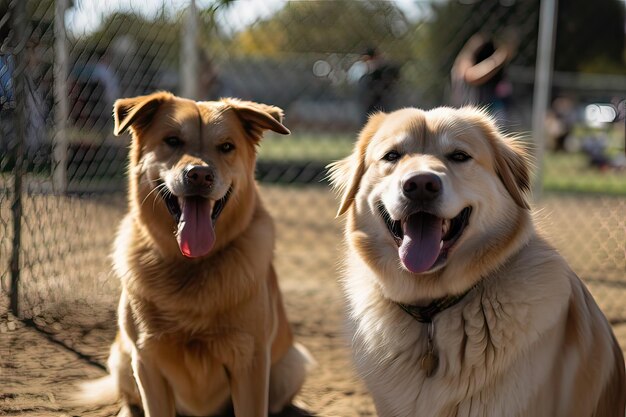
330;107;533;301
114;92;289;259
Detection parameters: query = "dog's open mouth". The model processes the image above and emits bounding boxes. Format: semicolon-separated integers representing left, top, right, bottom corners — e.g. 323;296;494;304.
161;186;232;258
378;204;471;274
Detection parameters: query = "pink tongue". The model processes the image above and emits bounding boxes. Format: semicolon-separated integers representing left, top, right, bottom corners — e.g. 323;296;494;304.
176;197;215;258
399;212;443;274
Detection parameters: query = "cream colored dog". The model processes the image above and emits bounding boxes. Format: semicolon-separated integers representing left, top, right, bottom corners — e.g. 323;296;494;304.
74;92;311;417
329;107;625;417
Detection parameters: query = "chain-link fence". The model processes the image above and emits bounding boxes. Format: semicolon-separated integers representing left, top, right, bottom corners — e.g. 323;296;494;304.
1;0;625;414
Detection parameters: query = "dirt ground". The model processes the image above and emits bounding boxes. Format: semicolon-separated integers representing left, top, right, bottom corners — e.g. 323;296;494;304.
1;186;625;416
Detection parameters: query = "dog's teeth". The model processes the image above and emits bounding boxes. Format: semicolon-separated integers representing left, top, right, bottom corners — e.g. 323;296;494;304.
442;219;450;236
440;240;444;249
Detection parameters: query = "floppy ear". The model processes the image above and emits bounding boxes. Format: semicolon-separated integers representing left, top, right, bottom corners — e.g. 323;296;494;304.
465;107;531;210
327;153;364;217
494;136;531;209
327;112;386;217
221;98;290;140
113;91;173;136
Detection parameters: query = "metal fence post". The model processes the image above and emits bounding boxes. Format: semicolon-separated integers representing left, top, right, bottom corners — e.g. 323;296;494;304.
9;0;28;317
181;0;198;100
531;0;558;200
53;0;69;193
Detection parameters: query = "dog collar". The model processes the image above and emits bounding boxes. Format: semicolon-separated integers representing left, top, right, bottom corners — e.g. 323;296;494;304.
396;284;479;377
396;285;477;324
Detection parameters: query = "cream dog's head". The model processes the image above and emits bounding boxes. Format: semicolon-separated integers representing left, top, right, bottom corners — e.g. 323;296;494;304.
114;92;289;259
330;107;533;302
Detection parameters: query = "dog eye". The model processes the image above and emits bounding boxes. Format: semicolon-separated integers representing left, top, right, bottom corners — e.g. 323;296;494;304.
164;136;183;148
382;150;401;162
218;142;235;153
448;150;472;162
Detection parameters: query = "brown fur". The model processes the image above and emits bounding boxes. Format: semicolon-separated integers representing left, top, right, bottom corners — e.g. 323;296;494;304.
330;106;625;417
75;92;311;417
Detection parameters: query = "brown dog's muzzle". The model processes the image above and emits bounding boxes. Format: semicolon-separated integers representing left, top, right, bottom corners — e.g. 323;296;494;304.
161;163;231;259
182;165;215;196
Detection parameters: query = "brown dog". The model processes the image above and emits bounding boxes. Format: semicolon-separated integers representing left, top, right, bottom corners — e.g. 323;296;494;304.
75;92;311;417
330;107;625;417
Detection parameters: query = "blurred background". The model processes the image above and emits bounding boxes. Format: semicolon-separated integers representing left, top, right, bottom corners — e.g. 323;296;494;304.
0;0;625;414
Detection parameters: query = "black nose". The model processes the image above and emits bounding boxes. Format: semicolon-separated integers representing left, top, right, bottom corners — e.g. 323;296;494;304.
184;165;214;188
402;172;442;201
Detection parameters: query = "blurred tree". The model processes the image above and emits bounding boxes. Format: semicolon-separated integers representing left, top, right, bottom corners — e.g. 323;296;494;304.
229;0;415;59
71;11;181;65
62;1;234;99
199;0;236;27
555;0;625;74
426;0;625;75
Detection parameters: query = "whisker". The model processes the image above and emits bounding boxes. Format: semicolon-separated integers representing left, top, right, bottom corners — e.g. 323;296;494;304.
141;182;167;208
151;183;171;212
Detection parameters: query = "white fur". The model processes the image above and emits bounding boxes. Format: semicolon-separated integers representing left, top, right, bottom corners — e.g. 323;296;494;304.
344;238;579;416
71;375;118;406
334;107;625;416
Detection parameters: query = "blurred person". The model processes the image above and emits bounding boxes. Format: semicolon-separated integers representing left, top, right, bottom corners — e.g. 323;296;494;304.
92;53;121;128
92;53;120;109
581;134;612;170
0;53;14;109
358;46;400;121
580;101;626;171
69;53;120;128
0;32;49;160
546;96;576;152
612;97;626;123
0;53;14;158
580;134;625;171
450;33;515;124
23;32;48;157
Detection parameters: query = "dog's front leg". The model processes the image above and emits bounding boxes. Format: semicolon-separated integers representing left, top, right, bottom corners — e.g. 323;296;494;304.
229;344;271;417
131;349;175;417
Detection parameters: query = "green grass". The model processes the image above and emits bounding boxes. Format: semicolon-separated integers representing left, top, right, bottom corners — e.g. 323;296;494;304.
542;152;626;195
259;133;626;195
258;132;355;163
